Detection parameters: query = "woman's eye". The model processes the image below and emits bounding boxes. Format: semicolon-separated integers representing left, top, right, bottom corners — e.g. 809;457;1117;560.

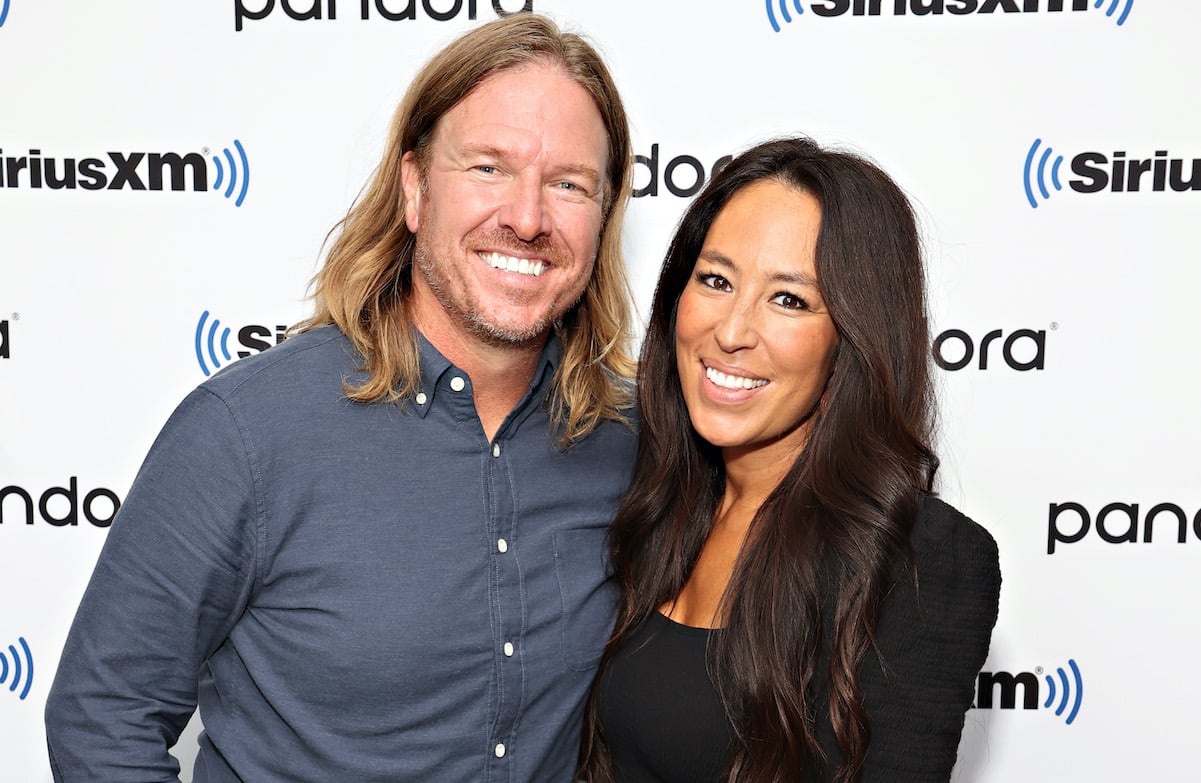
697;273;731;292
557;181;580;191
773;292;809;310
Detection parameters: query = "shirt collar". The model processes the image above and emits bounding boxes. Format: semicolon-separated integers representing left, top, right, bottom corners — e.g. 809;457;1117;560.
411;329;561;417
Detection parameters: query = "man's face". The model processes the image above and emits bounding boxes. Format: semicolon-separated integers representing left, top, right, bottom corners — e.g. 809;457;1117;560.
402;60;609;349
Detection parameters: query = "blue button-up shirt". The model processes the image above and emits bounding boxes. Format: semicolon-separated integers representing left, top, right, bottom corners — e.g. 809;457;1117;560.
45;326;636;782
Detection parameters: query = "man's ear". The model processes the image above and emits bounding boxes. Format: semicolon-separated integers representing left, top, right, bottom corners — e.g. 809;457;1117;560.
401;151;422;233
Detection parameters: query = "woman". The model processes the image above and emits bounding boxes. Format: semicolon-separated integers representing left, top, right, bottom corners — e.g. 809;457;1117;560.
580;137;1001;783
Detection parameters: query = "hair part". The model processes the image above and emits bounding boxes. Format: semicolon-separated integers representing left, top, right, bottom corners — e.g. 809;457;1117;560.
295;13;636;445
580;136;938;782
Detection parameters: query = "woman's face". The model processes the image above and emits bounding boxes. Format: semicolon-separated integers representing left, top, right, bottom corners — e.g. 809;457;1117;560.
674;179;839;466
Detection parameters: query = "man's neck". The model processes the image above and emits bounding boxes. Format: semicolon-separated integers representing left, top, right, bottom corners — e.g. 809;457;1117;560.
413;310;546;442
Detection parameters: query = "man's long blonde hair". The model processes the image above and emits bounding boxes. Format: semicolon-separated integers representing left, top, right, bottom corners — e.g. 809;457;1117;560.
296;13;636;445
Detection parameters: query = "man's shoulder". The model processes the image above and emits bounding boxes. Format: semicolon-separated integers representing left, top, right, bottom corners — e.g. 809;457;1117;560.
198;325;359;401
566;405;639;456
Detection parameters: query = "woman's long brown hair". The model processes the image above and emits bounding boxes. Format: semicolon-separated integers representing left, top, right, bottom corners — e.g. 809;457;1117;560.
579;136;938;782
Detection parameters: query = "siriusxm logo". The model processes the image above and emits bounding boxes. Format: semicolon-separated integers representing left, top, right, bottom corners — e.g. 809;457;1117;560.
235;0;533;32
0;141;250;207
195;311;289;376
1048;501;1201;554
974;659;1083;725
766;0;1131;31
633;145;732;198
0;637;33;701
1024;138;1199;208
932;327;1046;371
1093;0;1132;25
766;0;804;32
0;479;121;528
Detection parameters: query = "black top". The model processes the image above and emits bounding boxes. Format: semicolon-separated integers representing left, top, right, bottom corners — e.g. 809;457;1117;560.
595;494;1002;783
596;612;731;782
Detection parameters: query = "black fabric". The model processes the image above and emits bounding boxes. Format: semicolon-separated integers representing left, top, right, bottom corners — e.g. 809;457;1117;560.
595;612;733;783
595;494;1001;783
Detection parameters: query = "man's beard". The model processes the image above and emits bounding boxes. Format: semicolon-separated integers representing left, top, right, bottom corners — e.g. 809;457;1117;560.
413;230;568;348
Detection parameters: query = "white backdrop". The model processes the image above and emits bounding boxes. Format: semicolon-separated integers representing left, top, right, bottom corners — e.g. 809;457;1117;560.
2;1;1198;780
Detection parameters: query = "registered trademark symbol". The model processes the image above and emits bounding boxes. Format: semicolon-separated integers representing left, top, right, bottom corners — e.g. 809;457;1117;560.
1050;322;1058;330
1035;666;1044;675
11;312;18;320
202;147;210;156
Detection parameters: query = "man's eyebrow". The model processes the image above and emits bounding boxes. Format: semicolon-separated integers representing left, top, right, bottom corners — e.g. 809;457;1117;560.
457;145;600;177
553;163;602;181
458;143;510;160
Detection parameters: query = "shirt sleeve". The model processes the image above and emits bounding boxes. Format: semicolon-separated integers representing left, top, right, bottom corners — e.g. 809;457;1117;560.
858;500;1002;783
44;387;260;782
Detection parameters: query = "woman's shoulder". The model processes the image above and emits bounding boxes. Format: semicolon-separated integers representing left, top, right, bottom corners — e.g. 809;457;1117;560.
884;493;1002;659
854;495;1002;781
910;493;1001;581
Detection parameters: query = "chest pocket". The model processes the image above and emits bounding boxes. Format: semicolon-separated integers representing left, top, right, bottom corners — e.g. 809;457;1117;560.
553;527;618;671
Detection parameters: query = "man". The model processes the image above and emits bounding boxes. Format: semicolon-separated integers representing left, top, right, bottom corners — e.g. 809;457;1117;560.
45;14;638;781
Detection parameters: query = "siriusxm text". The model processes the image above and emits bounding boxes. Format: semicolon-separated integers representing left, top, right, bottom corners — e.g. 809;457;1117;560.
238;324;288;356
0;149;207;192
809;0;1088;16
973;670;1040;710
1071;151;1201;194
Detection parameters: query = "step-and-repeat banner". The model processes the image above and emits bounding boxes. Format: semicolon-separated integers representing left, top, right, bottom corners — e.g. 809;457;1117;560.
2;2;1197;780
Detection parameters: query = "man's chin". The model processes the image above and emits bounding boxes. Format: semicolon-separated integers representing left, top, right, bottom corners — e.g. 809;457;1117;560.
466;314;553;349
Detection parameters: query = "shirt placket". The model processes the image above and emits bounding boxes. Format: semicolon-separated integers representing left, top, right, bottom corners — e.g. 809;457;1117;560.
439;367;524;782
485;419;521;782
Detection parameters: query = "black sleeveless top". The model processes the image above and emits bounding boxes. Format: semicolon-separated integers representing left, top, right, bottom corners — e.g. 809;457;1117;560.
594;611;732;782
593;495;1002;783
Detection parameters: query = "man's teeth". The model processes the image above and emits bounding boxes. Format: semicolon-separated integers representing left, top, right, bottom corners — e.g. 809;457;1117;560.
706;367;767;390
484;252;545;277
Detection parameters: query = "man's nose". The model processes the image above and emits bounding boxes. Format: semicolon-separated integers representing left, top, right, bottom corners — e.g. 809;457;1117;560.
499;177;550;241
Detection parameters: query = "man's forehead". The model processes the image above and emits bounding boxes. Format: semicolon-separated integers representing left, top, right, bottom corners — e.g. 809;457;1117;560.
431;62;609;163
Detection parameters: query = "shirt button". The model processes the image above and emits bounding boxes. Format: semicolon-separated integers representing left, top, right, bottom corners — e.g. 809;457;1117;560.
503;642;514;657
497;538;508;554
495;743;506;758
492;443;501;458
450;376;466;392
415;392;428;405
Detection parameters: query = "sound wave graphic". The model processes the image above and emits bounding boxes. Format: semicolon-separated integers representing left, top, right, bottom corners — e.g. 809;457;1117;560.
211;139;250;208
1023;138;1064;209
1042;658;1083;725
195;310;233;377
0;0;10;28
766;0;804;32
0;637;33;701
1094;0;1133;26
